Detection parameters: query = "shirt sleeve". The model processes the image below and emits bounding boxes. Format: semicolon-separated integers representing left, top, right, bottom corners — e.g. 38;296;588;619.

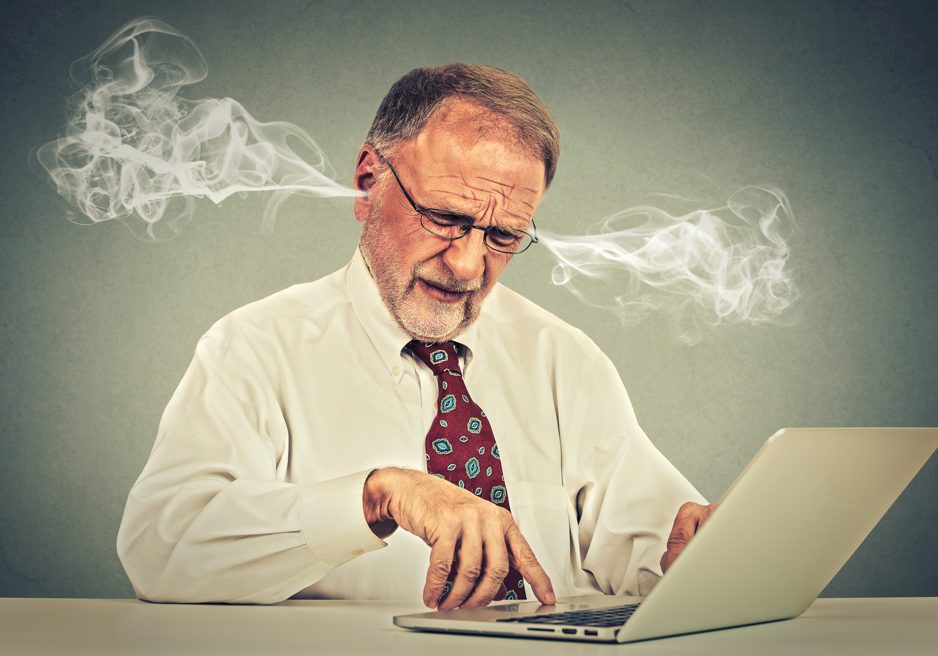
564;349;707;596
116;321;388;604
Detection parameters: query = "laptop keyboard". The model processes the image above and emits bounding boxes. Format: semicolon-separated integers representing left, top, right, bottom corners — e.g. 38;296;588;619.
496;602;640;628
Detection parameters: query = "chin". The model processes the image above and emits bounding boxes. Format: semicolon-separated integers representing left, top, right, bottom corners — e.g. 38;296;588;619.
395;290;485;343
404;322;462;343
401;310;474;343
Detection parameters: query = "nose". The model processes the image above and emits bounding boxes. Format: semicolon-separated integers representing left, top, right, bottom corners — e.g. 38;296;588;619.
441;230;487;283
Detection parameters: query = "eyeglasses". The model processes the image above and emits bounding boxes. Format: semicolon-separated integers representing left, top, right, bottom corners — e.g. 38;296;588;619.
373;149;539;255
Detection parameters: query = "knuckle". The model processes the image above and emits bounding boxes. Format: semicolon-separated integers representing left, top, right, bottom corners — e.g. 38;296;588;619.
459;564;483;581
679;501;698;516
454;503;480;522
667;533;688;549
439;514;460;531
488;563;510;580
428;559;452;580
484;503;509;521
672;525;691;539
496;507;514;524
465;507;486;525
517;544;538;565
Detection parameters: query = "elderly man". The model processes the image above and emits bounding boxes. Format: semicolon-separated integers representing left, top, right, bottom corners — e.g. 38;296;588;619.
117;64;713;609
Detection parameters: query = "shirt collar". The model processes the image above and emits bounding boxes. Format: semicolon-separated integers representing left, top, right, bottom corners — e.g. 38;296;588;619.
345;247;412;382
345;247;483;380
454;300;480;369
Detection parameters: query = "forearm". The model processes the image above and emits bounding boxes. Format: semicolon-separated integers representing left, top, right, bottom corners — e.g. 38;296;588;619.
118;470;387;603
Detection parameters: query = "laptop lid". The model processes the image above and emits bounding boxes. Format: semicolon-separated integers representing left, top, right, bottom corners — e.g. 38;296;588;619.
616;427;938;642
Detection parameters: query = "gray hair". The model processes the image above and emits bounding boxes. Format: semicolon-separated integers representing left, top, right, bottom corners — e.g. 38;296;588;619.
366;64;560;188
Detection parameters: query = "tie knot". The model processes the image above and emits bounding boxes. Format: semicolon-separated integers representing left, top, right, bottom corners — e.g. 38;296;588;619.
407;340;462;376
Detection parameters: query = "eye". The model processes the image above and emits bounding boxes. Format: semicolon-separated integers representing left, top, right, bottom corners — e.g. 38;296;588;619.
488;227;524;247
425;212;467;228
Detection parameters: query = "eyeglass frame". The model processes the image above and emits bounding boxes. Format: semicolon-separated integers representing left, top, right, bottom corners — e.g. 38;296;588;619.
371;147;539;255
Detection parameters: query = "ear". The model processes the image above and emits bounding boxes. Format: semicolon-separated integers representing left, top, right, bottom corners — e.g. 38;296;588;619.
353;145;381;223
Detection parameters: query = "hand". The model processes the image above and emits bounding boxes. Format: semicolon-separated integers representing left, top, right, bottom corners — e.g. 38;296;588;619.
363;467;556;610
660;501;719;573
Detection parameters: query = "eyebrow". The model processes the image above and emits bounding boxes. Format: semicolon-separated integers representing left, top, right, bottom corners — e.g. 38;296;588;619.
421;202;529;232
416;201;475;223
467;175;539;195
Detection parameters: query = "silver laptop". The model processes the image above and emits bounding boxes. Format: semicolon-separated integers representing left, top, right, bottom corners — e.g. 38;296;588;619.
394;427;938;643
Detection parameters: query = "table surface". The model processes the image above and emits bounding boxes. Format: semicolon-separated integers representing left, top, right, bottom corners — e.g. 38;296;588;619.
0;597;935;656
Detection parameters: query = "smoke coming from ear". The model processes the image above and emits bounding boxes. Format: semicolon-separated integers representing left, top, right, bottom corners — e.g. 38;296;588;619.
37;17;360;240
37;17;799;343
539;185;799;344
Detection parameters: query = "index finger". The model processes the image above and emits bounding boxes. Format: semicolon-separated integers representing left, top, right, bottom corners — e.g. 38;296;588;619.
505;524;555;605
423;536;456;608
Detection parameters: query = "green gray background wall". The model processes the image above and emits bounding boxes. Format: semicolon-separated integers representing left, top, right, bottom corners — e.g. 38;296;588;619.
1;0;935;598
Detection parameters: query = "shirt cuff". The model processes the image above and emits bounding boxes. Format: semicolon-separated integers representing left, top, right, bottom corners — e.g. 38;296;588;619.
298;469;389;566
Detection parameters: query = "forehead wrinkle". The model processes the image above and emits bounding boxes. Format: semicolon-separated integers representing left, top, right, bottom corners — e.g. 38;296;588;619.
464;177;537;211
479;184;538;210
476;178;513;207
425;172;515;196
476;176;513;189
463;180;509;207
464;177;538;212
420;175;536;227
437;188;531;223
424;186;484;210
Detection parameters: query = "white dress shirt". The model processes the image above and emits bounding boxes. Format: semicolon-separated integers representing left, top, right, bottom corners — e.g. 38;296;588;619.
117;248;704;604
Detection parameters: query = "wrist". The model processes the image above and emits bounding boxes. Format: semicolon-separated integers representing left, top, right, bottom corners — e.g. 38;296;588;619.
363;468;398;539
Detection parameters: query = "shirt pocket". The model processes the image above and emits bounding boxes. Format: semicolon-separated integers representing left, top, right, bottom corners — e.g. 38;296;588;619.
508;481;577;597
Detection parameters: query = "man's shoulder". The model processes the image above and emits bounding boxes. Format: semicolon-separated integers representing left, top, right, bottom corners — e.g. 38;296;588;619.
484;284;604;361
203;265;350;346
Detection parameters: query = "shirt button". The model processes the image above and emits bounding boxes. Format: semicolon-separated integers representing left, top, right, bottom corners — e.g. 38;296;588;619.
391;366;401;377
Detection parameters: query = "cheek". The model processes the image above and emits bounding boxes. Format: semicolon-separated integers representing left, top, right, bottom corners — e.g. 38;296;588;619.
408;235;450;268
484;255;511;286
465;256;509;306
374;210;435;263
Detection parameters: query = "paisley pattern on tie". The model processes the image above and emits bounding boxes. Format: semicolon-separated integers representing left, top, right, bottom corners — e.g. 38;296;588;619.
408;340;527;602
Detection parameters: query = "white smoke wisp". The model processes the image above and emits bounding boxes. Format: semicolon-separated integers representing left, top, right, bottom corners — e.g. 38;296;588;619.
539;186;800;345
37;17;361;240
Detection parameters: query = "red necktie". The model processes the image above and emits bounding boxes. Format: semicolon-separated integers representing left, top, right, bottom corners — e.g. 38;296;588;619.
407;340;527;602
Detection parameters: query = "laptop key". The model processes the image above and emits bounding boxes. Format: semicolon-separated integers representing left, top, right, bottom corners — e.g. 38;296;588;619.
497;603;641;627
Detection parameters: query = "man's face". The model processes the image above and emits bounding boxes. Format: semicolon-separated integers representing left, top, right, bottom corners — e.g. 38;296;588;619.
355;103;546;342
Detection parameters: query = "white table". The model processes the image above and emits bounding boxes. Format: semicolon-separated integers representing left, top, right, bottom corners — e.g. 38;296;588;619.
0;597;935;655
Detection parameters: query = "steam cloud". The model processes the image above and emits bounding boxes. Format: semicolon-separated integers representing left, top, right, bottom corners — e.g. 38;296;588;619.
38;17;800;343
37;17;359;240
539;186;799;344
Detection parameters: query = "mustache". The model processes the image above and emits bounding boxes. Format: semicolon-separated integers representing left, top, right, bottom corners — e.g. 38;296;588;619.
415;266;484;293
